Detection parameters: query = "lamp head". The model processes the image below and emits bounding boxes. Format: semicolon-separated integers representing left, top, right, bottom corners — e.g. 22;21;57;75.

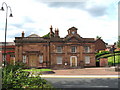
9;13;13;17
1;7;4;11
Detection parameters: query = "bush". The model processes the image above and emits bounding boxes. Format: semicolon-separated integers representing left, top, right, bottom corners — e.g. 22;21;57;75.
2;61;54;89
96;51;110;58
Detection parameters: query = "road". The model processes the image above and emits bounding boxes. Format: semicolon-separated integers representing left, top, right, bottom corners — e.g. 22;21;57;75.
0;67;2;90
43;77;119;89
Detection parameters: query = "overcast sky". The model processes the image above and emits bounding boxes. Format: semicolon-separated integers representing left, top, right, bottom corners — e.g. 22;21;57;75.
0;0;119;44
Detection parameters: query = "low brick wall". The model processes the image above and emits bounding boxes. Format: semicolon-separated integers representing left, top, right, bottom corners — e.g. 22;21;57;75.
100;58;108;67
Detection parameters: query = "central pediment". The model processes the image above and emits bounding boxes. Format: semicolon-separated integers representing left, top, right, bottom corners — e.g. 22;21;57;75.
64;35;83;42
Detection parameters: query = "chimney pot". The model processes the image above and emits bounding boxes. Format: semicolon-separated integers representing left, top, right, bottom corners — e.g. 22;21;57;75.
22;31;24;37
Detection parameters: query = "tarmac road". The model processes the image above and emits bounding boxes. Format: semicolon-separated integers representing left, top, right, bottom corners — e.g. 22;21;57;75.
0;67;2;90
43;77;119;89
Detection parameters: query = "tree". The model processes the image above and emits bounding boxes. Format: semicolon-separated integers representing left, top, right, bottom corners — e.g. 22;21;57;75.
42;33;50;38
96;36;102;39
117;40;120;48
117;36;120;48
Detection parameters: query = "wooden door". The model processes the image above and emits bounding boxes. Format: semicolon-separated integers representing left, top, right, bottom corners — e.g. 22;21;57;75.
29;54;37;67
72;57;76;67
70;56;77;67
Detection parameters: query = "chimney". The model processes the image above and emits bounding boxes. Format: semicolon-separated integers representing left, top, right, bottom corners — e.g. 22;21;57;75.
55;28;59;37
49;25;54;37
22;31;24;37
50;25;53;33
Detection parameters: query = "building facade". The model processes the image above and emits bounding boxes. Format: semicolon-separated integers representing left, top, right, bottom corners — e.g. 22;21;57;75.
0;42;15;65
14;26;106;69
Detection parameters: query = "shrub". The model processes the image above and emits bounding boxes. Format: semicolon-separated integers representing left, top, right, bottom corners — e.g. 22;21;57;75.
96;51;110;58
2;61;54;89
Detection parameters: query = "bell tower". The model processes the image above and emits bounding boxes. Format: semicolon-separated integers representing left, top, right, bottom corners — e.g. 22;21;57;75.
67;26;78;35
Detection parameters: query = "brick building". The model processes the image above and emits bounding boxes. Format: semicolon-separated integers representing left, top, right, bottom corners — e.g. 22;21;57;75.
14;26;106;69
0;42;15;65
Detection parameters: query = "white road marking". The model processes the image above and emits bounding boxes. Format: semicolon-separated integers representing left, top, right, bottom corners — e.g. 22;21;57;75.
40;75;120;78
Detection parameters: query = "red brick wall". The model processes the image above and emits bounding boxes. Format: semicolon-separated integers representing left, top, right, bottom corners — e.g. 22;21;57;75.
100;58;108;67
15;41;96;69
95;39;106;51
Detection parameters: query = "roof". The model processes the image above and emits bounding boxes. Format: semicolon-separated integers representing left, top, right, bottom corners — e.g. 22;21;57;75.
0;42;15;46
28;34;40;37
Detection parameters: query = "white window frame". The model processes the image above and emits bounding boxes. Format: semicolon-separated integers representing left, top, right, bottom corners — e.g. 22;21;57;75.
23;55;26;63
57;56;62;64
39;55;43;63
57;46;62;53
71;46;76;53
85;56;90;64
85;46;90;53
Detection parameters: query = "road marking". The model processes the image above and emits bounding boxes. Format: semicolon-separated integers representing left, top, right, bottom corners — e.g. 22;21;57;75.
63;85;109;88
40;75;120;78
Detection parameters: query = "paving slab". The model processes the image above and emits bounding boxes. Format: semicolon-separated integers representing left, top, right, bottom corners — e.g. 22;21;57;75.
50;67;119;75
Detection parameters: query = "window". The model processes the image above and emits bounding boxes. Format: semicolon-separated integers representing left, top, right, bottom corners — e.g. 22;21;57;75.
23;55;26;63
57;56;62;64
57;46;62;53
2;55;5;61
71;46;76;53
84;46;90;53
85;56;90;64
39;55;43;63
10;55;15;57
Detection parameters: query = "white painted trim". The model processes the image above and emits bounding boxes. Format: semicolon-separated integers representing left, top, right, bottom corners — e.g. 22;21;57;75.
70;56;77;67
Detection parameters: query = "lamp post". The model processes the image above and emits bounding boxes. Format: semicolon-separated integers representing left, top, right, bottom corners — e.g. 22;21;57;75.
110;43;116;66
0;2;13;67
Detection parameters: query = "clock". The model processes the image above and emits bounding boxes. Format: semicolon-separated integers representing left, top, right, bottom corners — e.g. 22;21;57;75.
72;31;75;34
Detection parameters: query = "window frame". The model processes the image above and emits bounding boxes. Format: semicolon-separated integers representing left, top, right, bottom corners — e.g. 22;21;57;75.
23;55;27;63
57;56;62;64
39;55;43;64
56;46;62;53
71;46;76;53
85;56;90;64
84;46;90;53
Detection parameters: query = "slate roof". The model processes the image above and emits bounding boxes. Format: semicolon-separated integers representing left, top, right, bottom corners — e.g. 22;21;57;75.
14;27;99;43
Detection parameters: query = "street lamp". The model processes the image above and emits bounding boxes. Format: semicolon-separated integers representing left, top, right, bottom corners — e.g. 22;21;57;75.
0;2;13;67
110;43;116;66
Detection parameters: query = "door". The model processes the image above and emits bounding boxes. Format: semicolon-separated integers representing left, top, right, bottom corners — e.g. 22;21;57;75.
29;54;37;67
70;56;77;67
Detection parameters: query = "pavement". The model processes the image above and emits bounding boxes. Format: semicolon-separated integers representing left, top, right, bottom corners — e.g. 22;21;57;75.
40;67;120;78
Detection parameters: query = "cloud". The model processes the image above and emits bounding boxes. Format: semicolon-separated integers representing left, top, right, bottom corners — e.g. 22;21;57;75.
0;0;118;44
43;2;108;17
85;5;107;17
10;23;23;28
23;16;35;23
45;2;86;9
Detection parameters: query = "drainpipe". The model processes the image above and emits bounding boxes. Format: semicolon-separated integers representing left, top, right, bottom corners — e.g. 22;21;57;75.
48;41;51;68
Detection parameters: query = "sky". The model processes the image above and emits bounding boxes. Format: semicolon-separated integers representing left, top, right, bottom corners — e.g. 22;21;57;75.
0;0;119;44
